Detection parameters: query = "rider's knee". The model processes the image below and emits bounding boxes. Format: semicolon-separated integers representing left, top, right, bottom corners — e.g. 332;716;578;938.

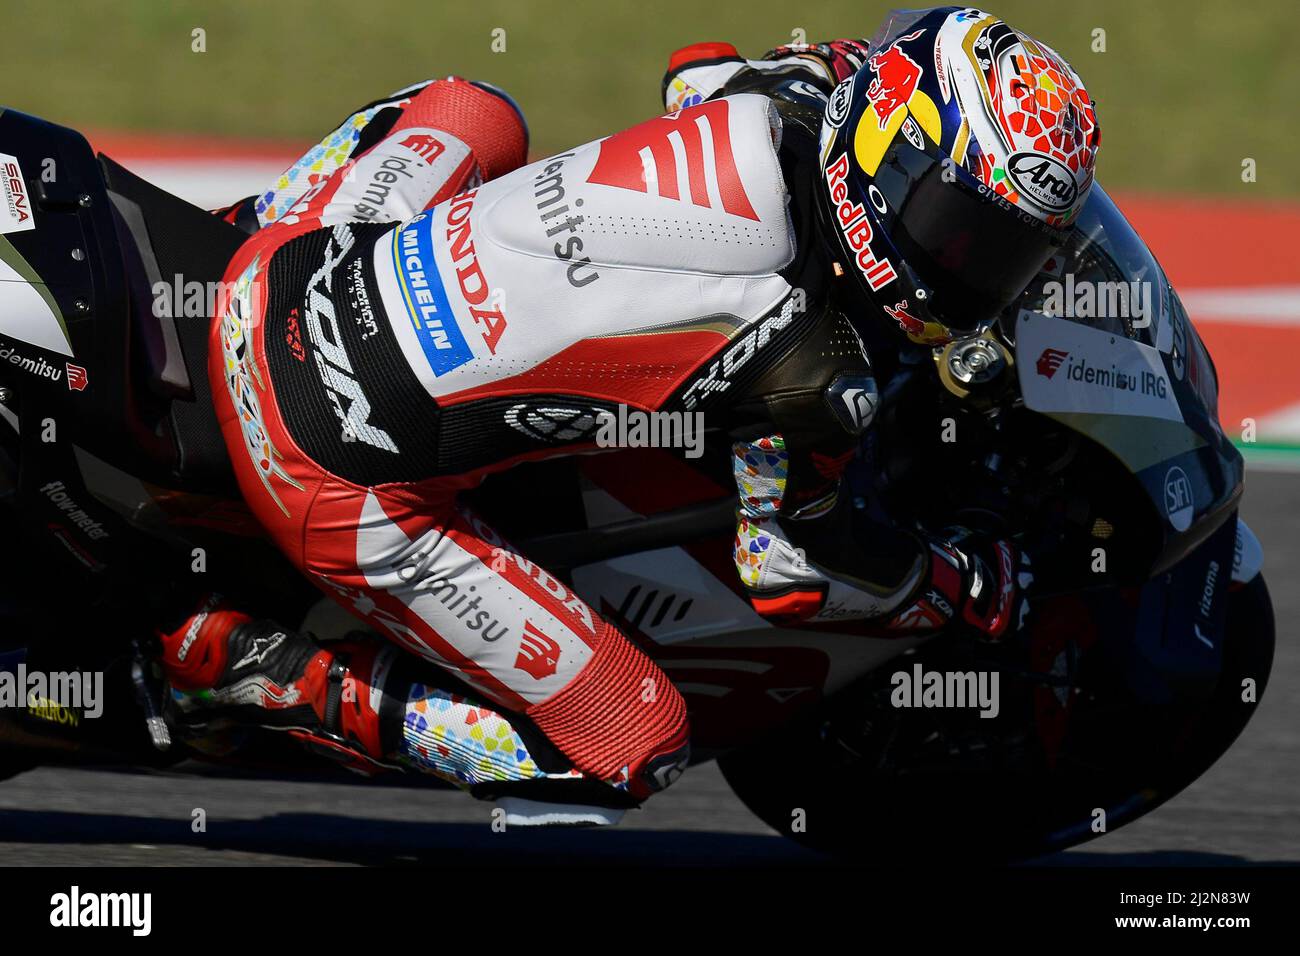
526;621;690;801
403;77;528;180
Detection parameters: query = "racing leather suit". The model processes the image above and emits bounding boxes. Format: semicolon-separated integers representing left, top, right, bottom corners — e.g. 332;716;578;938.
179;47;1019;807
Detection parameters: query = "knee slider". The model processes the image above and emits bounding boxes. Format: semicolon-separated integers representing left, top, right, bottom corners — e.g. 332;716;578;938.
525;622;689;799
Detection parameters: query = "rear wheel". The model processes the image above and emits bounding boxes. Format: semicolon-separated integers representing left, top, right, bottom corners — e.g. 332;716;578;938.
719;574;1274;861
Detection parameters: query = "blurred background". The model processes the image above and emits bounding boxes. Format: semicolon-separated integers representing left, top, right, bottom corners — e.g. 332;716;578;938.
4;0;1298;199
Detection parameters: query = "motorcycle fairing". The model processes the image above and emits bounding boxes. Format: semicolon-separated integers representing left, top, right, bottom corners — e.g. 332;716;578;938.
1011;186;1243;576
1125;512;1235;703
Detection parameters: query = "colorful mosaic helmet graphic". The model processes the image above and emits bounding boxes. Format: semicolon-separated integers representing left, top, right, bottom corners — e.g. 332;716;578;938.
818;7;1101;344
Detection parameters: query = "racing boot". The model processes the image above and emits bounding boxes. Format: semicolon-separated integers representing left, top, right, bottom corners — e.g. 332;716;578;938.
157;596;400;772
157;596;675;820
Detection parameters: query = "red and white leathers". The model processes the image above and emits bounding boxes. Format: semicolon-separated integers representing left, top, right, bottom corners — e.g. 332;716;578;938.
208;78;706;799
199;55;1026;804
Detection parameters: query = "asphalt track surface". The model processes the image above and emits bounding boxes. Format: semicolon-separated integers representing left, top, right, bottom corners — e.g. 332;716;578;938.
0;468;1296;868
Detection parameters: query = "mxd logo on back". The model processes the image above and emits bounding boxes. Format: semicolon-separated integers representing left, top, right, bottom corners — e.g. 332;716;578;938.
391;213;473;376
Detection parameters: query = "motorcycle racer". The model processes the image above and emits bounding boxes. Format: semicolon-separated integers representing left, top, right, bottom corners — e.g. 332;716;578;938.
160;6;1098;819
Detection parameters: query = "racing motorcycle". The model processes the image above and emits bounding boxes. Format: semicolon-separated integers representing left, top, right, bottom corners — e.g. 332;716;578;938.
0;108;1273;861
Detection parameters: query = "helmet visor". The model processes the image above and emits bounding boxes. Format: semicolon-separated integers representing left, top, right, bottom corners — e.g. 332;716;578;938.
872;140;1069;329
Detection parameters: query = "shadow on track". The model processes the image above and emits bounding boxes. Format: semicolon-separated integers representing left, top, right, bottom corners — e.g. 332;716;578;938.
3;807;1292;867
0;807;824;866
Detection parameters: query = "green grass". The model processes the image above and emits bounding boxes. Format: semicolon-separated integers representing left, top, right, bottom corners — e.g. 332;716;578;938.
5;0;1297;198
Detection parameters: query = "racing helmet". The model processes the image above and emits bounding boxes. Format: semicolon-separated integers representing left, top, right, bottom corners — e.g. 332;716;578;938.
818;7;1101;344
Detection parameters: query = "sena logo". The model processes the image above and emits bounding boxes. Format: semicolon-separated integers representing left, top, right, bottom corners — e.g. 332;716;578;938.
4;164;28;220
515;620;562;680
1;155;35;234
587;99;759;220
1036;347;1069;378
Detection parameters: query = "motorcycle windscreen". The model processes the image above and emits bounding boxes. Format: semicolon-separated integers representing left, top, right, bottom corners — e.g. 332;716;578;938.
1010;185;1243;574
1008;184;1230;440
1003;185;1169;346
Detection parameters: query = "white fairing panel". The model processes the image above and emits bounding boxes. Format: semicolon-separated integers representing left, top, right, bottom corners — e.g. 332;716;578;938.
1017;311;1182;423
570;485;928;698
0;269;73;357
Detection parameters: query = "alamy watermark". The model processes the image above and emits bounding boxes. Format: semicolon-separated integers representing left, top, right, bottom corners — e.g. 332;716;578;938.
1041;274;1153;328
594;405;705;459
0;665;104;720
152;273;268;322
50;886;151;936
890;663;1000;719
152;274;233;319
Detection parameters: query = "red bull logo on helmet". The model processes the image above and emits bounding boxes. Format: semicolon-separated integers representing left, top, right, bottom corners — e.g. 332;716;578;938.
866;29;926;130
881;299;925;337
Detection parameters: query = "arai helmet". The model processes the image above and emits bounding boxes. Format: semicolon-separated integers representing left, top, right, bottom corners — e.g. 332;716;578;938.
819;7;1100;344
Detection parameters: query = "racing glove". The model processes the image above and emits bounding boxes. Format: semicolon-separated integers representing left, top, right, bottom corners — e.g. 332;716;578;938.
733;437;1032;641
887;529;1033;641
664;37;869;112
760;38;871;83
